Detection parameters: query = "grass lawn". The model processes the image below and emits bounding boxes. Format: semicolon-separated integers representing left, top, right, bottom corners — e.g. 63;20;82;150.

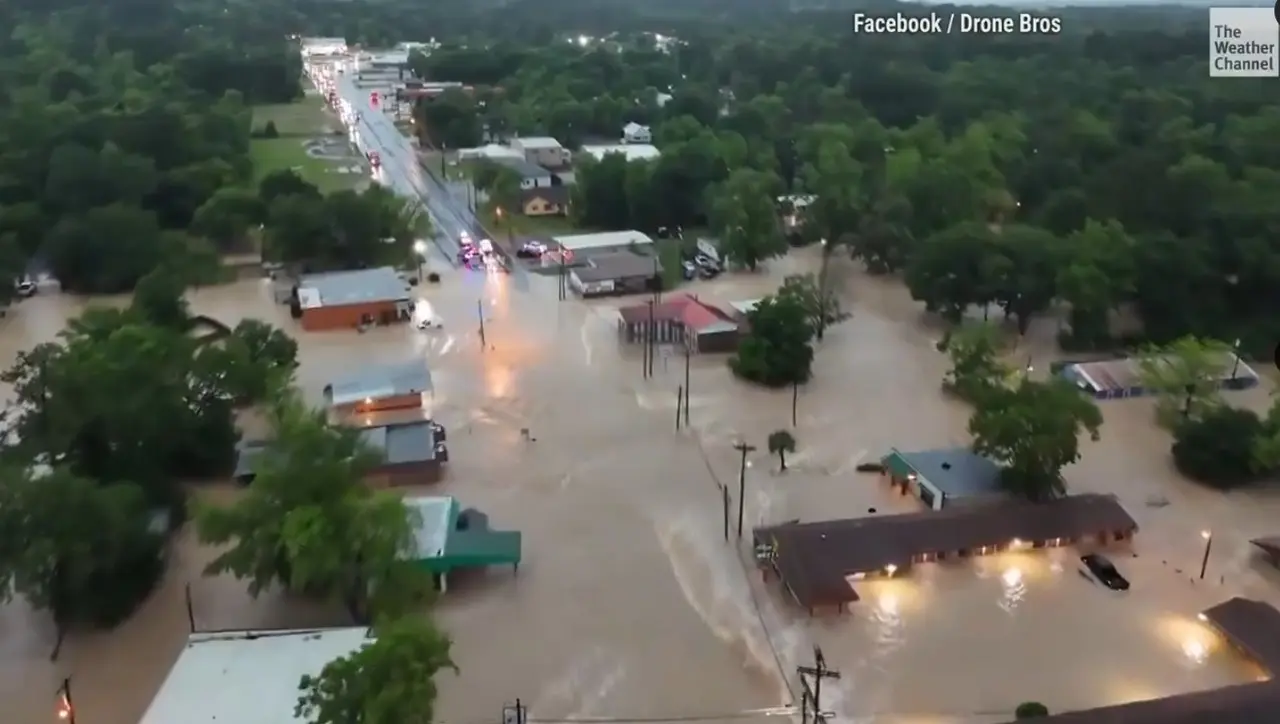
250;138;362;193
477;201;580;237
252;99;334;136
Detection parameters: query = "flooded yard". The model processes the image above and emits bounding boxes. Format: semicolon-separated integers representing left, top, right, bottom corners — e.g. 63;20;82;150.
2;251;1278;723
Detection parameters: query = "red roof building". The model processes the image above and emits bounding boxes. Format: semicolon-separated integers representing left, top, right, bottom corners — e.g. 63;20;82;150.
615;293;740;353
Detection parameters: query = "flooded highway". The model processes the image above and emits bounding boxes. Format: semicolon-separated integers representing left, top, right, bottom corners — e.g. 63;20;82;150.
4;249;1280;723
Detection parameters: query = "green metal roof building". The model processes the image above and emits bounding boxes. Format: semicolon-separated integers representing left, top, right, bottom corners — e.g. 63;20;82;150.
881;447;1004;510
404;496;521;592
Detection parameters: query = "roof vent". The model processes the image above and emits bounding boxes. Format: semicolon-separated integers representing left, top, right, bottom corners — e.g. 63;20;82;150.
941;462;952;470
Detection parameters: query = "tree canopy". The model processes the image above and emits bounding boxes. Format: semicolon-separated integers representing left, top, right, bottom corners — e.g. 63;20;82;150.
196;392;431;623
296;616;457;724
391;0;1280;354
969;379;1103;502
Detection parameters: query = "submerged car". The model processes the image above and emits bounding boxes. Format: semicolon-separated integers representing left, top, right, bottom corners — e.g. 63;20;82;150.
1081;553;1129;590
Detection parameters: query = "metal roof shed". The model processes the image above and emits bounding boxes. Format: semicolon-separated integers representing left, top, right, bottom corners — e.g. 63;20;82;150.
297;267;410;309
324;361;433;406
137;627;371;724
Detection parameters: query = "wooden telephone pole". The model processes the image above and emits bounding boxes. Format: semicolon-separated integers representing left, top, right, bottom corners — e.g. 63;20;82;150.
797;646;840;724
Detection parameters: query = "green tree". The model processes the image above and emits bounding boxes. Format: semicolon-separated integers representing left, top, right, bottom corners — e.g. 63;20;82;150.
197;393;429;622
260;169;322;205
1;315;239;512
296;616;458;724
1136;336;1232;429
778;273;846;338
767;429;796;471
940;321;1008;403
192;187;266;252
905;222;1002;324
709;168;786;270
1172;406;1264;489
729;292;814;387
969;379;1103;501
1015;702;1050;719
131;268;192;331
0;468;165;643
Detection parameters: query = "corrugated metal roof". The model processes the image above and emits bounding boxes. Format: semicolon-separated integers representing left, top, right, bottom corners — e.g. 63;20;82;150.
137;627;371;724
405;496;457;560
298;267;409;308
325;361;432;406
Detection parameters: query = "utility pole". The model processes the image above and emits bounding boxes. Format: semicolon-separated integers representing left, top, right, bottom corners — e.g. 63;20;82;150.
797;646;840;724
791;380;799;427
558;248;567;300
683;344;691;428
477;300;486;349
733;441;757;537
676;386;684;431
502;699;527;724
646;300;656;379
720;484;730;541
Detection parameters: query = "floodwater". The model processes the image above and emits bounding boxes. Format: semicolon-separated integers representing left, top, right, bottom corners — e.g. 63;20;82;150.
2;250;1278;724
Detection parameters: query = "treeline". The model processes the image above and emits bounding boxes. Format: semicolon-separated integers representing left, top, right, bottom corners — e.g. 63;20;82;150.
406;4;1277;355
0;0;301;296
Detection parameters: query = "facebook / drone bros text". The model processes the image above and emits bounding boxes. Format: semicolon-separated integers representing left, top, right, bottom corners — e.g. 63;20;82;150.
851;11;1062;35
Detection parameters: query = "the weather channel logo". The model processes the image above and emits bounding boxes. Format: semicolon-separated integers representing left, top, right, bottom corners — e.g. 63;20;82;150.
1209;6;1279;77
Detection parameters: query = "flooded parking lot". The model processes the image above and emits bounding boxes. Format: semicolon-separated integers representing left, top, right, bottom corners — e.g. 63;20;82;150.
3;251;1280;723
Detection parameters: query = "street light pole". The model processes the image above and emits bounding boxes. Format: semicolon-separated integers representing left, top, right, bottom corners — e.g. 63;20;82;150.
733;441;757;537
1199;530;1213;580
477;300;485;349
816;239;830;341
1230;339;1241;382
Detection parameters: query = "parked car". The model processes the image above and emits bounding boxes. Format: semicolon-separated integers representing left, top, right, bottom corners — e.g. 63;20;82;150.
516;241;547;258
681;261;698;280
695;254;721;272
1080;553;1129;590
15;281;36;298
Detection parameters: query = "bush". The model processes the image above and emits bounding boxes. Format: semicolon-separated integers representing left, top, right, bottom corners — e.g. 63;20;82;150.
262;120;279;138
427;272;440;283
1015;702;1049;719
1171;406;1264;488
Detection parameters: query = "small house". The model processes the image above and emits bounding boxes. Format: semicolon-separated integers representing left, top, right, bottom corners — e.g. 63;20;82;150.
622;122;652;144
520;187;570;217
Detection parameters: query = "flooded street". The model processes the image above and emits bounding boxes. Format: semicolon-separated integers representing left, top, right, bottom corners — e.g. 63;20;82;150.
3;251;1279;723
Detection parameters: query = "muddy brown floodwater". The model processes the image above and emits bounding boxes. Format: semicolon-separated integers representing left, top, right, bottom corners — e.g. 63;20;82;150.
3;251;1280;724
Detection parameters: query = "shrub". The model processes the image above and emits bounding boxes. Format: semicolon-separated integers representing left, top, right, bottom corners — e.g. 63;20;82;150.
427;272;440;283
262;120;279;138
1015;702;1049;719
1171;406;1263;488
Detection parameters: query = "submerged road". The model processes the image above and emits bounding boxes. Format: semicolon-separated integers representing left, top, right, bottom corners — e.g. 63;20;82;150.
330;71;529;291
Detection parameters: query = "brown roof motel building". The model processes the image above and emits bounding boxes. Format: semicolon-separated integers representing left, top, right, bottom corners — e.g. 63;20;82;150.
752;493;1137;613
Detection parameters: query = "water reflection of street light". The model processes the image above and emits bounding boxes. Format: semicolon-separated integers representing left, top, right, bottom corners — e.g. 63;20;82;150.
1199;530;1213;580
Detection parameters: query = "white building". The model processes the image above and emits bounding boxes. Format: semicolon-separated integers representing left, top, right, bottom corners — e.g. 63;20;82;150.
457;144;524;161
580;144;661;162
553;230;654;257
511;136;571;169
300;37;347;56
138;627;371;724
622;122;652;144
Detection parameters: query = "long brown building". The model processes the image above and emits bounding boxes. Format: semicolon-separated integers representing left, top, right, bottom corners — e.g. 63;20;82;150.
754;493;1138;612
295;267;413;331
